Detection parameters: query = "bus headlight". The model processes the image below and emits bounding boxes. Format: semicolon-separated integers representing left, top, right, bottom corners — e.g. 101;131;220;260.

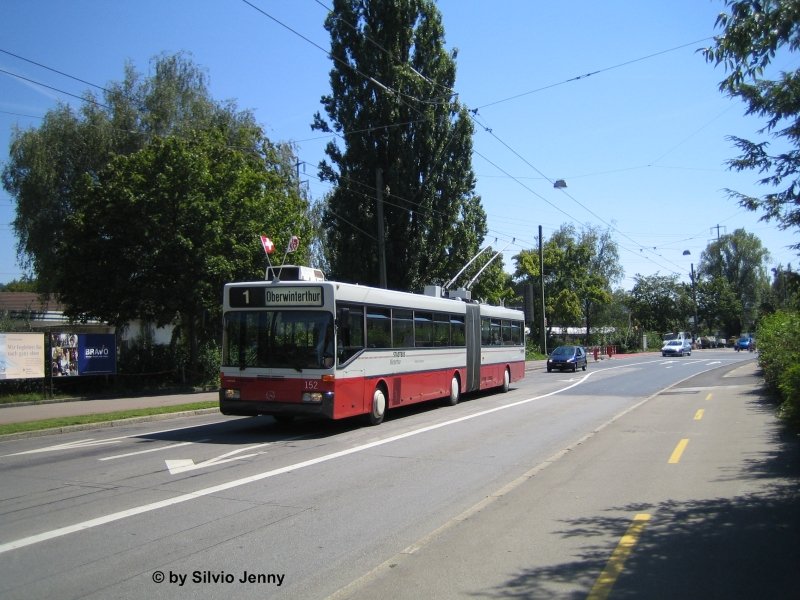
302;392;323;403
224;388;240;400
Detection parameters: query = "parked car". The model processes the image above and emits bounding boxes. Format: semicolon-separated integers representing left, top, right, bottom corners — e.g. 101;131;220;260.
735;336;754;352
662;339;692;357
699;336;717;349
547;345;588;372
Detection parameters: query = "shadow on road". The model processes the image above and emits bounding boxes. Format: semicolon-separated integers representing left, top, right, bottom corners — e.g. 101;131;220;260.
469;392;800;600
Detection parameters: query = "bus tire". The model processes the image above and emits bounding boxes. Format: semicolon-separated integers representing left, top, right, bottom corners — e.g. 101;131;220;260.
445;374;461;406
502;368;511;392
367;386;387;426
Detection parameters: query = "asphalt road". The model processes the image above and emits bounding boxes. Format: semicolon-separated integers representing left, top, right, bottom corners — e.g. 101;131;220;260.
0;350;797;599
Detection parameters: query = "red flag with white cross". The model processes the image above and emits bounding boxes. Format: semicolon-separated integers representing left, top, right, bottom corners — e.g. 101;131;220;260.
260;235;275;255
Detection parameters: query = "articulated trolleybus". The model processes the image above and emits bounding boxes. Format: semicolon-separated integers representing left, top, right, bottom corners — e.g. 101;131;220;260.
220;266;526;425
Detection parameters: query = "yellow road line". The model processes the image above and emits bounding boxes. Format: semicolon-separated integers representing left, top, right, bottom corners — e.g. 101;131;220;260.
694;409;704;421
668;438;689;464
587;513;651;600
706;392;712;401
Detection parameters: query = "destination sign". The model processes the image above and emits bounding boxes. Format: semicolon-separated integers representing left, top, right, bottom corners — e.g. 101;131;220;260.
228;285;324;308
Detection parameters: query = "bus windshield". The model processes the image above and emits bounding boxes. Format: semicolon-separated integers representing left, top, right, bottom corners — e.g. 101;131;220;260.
223;310;335;370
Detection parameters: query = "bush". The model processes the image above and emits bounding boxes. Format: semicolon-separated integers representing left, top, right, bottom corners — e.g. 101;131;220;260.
778;363;800;421
757;310;800;421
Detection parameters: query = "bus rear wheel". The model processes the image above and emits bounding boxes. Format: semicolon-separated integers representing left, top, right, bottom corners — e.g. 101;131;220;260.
367;386;387;426
445;374;461;406
501;368;511;392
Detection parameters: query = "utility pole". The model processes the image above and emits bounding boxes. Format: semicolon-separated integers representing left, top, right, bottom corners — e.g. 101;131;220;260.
539;225;546;355
690;262;698;340
376;168;387;289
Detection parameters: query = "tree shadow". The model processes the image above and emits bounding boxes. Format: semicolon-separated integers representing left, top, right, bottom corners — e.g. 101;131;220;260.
469;390;800;599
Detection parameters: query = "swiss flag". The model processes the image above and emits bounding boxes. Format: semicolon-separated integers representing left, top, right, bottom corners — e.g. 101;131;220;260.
260;235;275;255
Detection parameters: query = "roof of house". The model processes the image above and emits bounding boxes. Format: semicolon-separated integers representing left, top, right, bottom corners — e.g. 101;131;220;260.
0;292;64;313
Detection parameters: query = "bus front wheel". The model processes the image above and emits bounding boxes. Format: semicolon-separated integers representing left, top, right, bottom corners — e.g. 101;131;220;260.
367;386;387;426
502;368;511;392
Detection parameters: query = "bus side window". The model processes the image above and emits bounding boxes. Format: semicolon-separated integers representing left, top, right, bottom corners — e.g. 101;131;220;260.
392;309;414;348
366;307;391;348
450;315;465;346
414;312;433;347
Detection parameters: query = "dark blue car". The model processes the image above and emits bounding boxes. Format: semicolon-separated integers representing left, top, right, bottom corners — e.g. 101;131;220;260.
735;336;754;351
547;345;588;373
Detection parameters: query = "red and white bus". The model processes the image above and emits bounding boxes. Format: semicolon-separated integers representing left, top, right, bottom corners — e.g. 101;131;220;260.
219;266;526;425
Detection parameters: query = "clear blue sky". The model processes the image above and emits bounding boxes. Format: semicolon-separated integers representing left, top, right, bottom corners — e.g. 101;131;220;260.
1;0;797;290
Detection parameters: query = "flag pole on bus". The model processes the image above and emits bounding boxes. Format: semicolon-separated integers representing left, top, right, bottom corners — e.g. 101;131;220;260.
259;234;275;280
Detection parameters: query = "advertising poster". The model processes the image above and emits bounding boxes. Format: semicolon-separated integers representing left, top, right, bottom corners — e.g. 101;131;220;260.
78;334;117;375
51;333;79;376
0;333;45;380
51;333;117;376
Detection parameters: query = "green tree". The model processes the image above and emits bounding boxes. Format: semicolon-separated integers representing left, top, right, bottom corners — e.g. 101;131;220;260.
626;273;690;334
767;263;800;311
313;0;489;292
3;103;116;287
0;278;37;292
2;53;312;379
61;131;310;370
578;226;622;344
697;228;771;334
703;0;800;245
696;275;741;337
594;288;635;349
514;224;620;343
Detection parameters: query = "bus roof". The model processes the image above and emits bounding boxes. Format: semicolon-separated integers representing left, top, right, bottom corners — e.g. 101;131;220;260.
224;279;523;319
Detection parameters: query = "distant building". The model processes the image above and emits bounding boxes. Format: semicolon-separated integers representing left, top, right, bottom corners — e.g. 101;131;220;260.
0;292;171;344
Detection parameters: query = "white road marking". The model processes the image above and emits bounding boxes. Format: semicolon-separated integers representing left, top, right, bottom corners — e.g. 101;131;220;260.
162;434;309;474
165;443;270;474
99;439;210;461
0;377;594;555
3;438;122;456
0;357;745;555
1;422;230;458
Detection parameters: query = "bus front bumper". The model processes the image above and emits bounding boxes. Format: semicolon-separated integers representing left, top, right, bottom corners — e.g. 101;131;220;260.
219;391;335;419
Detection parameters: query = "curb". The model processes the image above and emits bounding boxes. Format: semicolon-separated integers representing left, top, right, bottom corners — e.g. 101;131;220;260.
0;407;221;442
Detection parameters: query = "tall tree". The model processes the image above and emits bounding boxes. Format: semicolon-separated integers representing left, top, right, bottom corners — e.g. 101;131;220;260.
703;0;800;246
312;0;488;292
697;228;771;333
513;224;620;343
695;275;741;336
2;53;312;378
579;226;623;343
626;273;691;334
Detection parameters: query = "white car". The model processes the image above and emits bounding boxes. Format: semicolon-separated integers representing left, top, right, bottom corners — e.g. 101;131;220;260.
662;339;692;357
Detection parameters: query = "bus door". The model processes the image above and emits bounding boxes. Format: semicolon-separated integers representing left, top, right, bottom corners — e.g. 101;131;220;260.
465;304;481;392
335;304;369;417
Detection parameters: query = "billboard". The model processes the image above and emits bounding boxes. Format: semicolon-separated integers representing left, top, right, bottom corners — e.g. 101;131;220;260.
0;333;46;380
51;333;116;376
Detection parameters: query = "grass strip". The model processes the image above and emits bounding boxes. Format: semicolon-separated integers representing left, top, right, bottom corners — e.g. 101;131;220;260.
0;401;219;436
